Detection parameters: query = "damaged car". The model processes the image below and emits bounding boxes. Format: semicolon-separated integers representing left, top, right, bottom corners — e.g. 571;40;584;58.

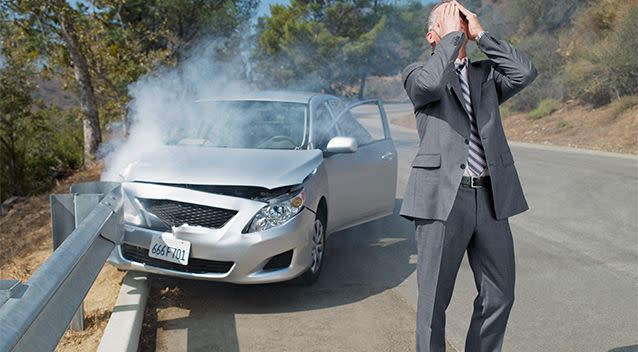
107;91;397;285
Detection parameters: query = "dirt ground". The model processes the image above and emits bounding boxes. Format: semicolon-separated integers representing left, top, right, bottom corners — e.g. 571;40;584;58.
392;100;638;155
0;162;126;352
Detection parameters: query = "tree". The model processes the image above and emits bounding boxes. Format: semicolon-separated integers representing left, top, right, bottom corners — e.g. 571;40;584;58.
0;37;82;201
0;57;33;196
3;0;258;165
253;0;406;98
4;0;101;165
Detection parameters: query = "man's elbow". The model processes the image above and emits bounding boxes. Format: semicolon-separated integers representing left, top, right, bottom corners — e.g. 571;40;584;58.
520;62;538;87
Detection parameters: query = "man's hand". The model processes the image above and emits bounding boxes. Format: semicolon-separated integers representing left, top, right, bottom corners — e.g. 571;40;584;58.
455;1;485;41
436;2;462;37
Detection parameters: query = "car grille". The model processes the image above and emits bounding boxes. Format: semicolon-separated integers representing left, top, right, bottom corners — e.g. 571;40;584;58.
138;198;237;229
121;244;234;274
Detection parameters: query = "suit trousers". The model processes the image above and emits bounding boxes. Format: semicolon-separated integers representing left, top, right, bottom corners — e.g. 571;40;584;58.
414;181;516;352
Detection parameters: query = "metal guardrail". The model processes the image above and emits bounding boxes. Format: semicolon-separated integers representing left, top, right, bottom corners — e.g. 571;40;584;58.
0;182;124;352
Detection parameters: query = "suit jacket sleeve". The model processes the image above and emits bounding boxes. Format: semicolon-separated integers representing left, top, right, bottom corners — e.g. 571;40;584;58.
477;32;538;104
402;31;465;111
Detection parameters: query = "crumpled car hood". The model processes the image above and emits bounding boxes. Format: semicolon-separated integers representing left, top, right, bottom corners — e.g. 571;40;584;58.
122;146;323;189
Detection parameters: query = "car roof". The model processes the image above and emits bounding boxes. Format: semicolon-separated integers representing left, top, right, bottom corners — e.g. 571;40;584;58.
196;90;336;104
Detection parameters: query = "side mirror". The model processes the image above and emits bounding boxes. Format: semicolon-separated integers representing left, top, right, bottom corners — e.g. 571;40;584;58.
326;136;358;153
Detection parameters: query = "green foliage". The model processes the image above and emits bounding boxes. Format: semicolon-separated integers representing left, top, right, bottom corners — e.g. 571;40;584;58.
0;0;256;201
253;0;426;96
505;33;565;111
563;0;638;106
528;98;561;120
476;0;637;110
0;56;82;201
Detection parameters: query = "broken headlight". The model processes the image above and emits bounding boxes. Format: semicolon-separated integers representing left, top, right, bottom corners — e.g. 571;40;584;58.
245;188;305;233
123;195;144;226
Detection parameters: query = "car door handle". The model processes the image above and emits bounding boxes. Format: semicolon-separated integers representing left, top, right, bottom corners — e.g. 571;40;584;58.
381;152;394;160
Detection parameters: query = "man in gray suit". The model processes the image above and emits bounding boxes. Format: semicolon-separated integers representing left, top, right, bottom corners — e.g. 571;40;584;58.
399;1;537;351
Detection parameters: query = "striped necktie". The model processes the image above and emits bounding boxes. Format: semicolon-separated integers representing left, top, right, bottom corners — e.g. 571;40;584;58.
456;60;487;177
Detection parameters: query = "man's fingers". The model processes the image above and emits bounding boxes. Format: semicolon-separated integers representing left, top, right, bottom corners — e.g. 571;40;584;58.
455;1;475;17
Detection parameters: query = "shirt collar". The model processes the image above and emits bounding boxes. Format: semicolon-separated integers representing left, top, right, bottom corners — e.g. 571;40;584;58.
455;56;469;70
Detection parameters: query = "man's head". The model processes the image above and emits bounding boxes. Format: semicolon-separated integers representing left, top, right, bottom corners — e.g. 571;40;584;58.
426;0;469;49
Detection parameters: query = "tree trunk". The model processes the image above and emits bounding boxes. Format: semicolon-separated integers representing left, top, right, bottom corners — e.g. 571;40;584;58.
57;5;102;165
0;123;20;196
358;74;366;100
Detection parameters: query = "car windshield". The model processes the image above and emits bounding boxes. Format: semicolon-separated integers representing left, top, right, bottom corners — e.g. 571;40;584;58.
164;100;308;150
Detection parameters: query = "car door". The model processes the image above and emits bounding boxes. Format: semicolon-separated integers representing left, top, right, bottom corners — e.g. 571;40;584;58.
312;100;350;231
322;98;397;232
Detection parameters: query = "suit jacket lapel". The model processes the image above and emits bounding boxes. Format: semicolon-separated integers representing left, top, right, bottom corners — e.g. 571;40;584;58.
448;74;471;118
446;77;470;139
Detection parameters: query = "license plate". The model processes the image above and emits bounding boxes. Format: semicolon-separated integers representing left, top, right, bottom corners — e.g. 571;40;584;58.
148;232;191;265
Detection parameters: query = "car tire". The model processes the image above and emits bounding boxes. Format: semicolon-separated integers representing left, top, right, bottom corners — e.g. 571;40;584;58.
297;210;326;286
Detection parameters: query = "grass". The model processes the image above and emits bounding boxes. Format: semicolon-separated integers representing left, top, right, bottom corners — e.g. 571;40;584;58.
609;95;638;118
556;120;571;129
528;99;562;120
500;104;515;118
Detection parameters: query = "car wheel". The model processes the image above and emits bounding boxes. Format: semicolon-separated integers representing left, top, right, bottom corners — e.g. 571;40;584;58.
297;212;326;286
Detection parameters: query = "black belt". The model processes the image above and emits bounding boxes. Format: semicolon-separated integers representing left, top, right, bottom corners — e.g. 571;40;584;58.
461;175;491;188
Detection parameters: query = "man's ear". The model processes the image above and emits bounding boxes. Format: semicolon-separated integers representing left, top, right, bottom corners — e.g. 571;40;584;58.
426;31;436;49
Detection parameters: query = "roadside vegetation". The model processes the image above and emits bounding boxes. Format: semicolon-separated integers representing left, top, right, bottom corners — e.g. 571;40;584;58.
1;0;636;203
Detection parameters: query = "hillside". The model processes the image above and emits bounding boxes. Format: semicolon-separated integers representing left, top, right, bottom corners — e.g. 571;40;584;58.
501;100;637;154
391;99;638;155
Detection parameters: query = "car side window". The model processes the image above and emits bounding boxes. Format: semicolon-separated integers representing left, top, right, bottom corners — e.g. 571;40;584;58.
328;100;376;146
313;102;340;150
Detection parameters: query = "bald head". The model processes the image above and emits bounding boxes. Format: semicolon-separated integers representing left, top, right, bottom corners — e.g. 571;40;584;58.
425;0;469;51
427;1;451;32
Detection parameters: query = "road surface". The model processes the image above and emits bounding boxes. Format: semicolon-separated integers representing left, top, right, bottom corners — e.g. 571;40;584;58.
143;104;638;352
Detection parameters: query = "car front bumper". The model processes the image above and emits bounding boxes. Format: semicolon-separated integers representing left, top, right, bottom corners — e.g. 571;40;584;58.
107;182;315;284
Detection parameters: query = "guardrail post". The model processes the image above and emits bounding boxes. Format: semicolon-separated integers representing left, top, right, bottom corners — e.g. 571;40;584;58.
49;181;121;332
0;182;124;352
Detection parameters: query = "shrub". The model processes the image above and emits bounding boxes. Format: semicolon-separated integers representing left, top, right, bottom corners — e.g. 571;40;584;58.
556;120;571;129
528;99;561;120
564;1;638;106
610;95;638;117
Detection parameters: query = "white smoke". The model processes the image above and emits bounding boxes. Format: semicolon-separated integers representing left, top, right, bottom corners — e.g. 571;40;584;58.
100;40;254;181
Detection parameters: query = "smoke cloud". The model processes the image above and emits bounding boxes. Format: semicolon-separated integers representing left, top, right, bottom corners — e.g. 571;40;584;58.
99;35;384;183
100;40;255;181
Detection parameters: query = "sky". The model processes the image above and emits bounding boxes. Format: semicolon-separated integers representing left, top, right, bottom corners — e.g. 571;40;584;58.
257;0;287;17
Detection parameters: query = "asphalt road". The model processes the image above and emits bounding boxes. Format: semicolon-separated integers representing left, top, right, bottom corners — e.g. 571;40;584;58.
145;104;638;352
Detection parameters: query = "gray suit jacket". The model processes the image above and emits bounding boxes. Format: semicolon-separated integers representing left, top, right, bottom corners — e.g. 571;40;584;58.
399;31;537;222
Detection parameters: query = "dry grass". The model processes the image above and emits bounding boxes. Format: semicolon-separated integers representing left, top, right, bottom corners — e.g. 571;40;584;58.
501;100;638;154
392;100;638;155
0;161;126;352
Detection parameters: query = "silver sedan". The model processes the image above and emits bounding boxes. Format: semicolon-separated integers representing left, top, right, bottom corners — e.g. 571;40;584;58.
107;91;398;285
